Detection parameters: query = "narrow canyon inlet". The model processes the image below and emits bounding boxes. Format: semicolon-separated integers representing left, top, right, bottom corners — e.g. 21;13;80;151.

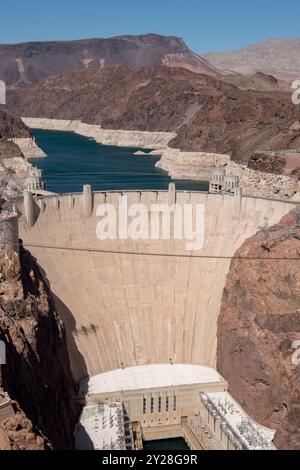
30;129;208;193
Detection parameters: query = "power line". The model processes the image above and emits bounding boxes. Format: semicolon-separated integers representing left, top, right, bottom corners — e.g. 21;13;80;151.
42;172;170;177
22;243;300;261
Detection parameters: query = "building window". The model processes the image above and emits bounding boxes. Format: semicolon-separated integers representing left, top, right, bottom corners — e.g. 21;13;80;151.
143;398;147;414
158;397;161;413
151;397;154;414
173;396;177;411
166;396;169;412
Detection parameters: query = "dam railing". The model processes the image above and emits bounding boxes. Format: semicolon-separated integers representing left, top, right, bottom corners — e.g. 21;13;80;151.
30;187;300;206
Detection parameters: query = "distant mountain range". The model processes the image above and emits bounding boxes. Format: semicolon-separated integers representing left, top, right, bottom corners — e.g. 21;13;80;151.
0;34;221;86
2;33;298;88
2;33;300;172
204;38;300;80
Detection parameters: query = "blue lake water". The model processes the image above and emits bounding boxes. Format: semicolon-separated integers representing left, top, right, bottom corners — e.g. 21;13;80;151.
30;129;208;194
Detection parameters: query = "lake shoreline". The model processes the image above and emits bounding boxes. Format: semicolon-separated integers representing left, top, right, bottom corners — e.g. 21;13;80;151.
24;117;300;200
22;117;175;150
30;128;208;194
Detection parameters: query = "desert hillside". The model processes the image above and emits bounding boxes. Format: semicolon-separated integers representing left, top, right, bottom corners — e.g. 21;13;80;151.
8;65;300;164
0;34;221;86
204;38;300;80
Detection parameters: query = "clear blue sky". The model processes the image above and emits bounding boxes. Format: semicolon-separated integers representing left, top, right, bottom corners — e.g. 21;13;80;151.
0;0;299;53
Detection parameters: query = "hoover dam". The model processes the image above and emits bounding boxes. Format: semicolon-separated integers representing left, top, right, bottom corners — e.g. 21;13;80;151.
17;187;296;382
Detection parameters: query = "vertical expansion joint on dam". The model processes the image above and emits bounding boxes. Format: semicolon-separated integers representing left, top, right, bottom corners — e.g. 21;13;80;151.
168;183;176;205
53;197;60;211
68;195;75;210
24;190;35;227
83;184;93;218
38;199;46;213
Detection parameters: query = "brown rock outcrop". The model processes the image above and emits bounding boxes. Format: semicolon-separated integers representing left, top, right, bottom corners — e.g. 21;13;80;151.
248;151;287;174
0;247;79;450
218;210;300;449
0;402;48;450
0;106;31;163
0;108;30;140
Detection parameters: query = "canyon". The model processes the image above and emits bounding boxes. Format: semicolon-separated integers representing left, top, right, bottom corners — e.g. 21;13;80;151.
1;32;300;450
8;65;300;172
14;185;298;449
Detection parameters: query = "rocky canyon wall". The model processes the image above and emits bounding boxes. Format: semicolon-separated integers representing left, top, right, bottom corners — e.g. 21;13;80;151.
217;210;300;450
0;246;79;449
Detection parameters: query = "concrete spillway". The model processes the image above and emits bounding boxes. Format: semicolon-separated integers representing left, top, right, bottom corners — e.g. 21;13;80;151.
18;190;296;381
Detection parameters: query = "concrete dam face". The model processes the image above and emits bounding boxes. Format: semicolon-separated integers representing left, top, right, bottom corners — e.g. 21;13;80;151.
18;190;296;381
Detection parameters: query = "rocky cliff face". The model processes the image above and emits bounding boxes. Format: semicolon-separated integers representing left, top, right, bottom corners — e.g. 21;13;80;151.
0;108;32;214
8;65;300;165
0;247;79;449
0;107;31;163
0;108;30;140
217;210;300;449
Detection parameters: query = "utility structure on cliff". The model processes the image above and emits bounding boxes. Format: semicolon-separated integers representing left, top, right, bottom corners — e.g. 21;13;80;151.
209;170;240;195
25;168;45;193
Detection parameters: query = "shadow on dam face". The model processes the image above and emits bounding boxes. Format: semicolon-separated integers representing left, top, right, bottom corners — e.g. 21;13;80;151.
37;264;88;380
18;190;297;381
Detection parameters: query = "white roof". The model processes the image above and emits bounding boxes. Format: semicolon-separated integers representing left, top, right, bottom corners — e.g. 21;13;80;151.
205;392;276;450
75;402;126;450
80;364;224;396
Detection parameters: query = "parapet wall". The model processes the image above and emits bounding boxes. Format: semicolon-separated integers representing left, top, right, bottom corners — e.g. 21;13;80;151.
18;190;297;381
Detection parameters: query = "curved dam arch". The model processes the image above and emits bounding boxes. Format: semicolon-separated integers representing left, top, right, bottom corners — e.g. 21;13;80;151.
18;189;297;381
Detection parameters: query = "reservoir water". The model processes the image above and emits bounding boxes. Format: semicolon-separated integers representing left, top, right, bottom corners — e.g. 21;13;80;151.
143;438;190;451
30;129;208;194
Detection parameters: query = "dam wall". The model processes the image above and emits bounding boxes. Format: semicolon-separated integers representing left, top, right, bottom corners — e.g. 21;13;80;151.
18;190;297;381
